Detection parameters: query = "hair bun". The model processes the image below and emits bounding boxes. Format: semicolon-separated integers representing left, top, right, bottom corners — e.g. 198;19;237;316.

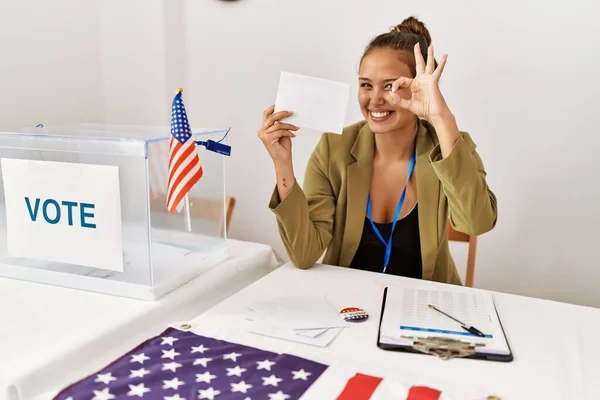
391;16;432;46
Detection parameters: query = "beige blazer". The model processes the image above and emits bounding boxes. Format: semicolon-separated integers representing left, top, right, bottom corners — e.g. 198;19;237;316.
268;119;498;285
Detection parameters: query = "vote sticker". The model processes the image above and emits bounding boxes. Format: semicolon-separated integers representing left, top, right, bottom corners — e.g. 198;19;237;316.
340;307;368;322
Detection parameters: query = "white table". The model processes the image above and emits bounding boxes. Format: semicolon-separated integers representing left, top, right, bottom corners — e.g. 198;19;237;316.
180;263;600;400
1;239;280;400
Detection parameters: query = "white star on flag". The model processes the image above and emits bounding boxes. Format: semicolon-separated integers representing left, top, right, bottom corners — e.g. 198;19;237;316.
161;337;178;346
268;390;291;400
94;373;116;385
162;377;185;390
256;359;276;371
195;371;217;383
262;374;283;387
198;387;221;400
92;388;115;400
164;395;185;400
193;357;213;367
226;365;247;377
231;380;253;393
127;383;150;397
161;348;180;360
162;362;182;372
292;369;312;380
129;368;150;379
191;344;209;354
223;352;242;362
130;353;150;364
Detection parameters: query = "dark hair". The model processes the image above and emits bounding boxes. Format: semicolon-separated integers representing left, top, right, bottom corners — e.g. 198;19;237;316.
360;16;435;77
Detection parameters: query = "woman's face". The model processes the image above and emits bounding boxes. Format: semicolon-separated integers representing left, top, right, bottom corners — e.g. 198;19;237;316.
358;47;415;134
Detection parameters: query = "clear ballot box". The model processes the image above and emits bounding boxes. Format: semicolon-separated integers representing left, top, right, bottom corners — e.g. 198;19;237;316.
0;124;230;300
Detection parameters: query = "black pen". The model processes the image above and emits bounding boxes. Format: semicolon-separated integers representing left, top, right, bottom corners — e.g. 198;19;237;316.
427;304;486;338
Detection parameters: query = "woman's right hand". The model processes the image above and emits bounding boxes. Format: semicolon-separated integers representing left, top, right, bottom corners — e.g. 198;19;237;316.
258;105;299;165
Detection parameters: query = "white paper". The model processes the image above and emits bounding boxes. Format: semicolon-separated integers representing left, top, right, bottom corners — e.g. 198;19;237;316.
249;296;348;330
245;296;347;347
247;321;343;348
246;311;331;339
1;158;124;272
295;328;330;338
274;71;350;134
380;285;511;355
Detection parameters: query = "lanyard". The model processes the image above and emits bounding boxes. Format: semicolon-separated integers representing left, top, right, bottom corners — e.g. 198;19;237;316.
367;150;416;274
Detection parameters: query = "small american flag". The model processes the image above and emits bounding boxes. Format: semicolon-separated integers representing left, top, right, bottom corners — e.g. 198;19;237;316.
166;89;203;213
52;327;328;400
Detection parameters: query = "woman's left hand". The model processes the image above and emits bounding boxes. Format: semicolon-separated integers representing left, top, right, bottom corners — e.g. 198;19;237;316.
388;43;450;122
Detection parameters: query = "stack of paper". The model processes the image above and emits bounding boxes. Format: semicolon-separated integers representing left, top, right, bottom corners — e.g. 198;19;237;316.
245;296;347;347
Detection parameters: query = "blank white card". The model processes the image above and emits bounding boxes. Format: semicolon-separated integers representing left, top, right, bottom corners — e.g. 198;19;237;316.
274;71;351;134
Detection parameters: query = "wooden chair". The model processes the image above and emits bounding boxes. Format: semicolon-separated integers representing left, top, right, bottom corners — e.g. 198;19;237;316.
186;196;236;236
447;224;477;287
150;195;236;236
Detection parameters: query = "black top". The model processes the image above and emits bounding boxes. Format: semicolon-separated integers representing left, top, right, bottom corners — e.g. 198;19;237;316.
349;204;422;279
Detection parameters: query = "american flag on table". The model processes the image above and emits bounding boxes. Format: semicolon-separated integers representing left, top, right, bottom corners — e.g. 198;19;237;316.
52;327;491;400
52;327;326;400
166;89;203;214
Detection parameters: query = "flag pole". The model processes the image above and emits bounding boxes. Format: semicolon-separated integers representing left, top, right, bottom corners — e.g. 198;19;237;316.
184;193;192;232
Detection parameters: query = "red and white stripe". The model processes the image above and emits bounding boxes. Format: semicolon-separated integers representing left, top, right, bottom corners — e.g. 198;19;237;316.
299;361;494;400
166;134;203;213
336;373;444;400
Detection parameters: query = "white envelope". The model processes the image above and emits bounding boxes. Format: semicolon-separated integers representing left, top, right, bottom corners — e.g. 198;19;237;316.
249;296;348;330
274;71;351;134
247;322;344;348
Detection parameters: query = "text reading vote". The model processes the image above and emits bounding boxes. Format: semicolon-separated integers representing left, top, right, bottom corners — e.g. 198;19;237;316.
24;197;96;228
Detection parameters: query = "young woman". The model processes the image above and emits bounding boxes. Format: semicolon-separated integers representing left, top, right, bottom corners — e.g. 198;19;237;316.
257;16;497;285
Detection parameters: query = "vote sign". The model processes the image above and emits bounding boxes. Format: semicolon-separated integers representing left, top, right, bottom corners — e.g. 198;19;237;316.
1;158;124;272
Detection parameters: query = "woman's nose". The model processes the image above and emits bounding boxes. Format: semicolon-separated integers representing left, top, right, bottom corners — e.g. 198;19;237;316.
371;88;387;105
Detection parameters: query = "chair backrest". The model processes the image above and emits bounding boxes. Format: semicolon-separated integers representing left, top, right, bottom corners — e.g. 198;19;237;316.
150;195;236;236
186;196;236;236
224;196;236;234
447;224;477;287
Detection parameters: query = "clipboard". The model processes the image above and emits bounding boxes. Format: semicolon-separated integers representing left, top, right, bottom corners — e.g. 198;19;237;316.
377;287;513;362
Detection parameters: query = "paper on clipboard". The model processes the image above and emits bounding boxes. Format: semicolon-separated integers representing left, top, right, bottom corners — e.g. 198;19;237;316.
380;285;511;356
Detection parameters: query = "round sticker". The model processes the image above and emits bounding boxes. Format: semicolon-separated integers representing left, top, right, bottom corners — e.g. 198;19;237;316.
340;307;369;322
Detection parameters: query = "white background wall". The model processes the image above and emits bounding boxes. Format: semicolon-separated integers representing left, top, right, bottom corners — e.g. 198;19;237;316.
0;0;599;308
